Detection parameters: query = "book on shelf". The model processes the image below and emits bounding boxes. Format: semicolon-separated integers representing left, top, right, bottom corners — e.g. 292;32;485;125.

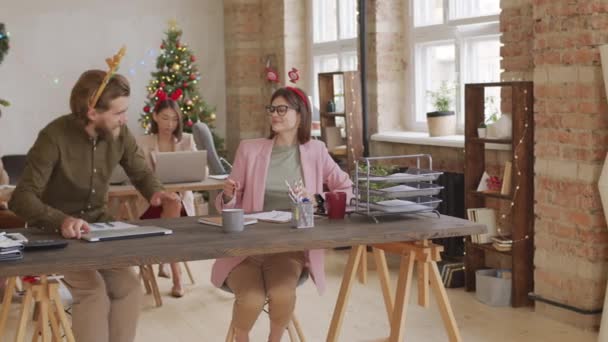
501;161;512;195
466;208;497;244
491;236;513;252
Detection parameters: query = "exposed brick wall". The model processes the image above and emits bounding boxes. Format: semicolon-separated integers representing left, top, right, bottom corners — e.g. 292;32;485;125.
223;0;310;158
530;0;608;329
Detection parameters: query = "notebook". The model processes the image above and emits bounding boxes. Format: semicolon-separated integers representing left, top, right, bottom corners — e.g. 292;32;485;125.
198;216;258;227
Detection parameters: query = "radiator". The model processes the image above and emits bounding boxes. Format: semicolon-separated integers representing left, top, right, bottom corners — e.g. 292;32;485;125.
434;172;465;258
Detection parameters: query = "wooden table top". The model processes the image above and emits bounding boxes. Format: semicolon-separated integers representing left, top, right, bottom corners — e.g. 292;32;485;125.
108;179;225;197
0;214;485;277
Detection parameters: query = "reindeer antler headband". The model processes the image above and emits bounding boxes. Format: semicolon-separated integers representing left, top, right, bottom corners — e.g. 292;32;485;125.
90;46;127;108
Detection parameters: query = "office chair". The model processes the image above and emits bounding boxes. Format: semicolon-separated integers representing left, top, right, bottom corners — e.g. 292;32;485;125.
191;122;231;175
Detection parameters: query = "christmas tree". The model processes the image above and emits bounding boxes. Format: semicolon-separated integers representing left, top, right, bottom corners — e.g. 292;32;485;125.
0;23;10;112
139;21;223;152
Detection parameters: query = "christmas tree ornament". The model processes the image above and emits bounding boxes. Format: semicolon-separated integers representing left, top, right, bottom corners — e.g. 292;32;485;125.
172;63;180;71
143;106;150;113
265;58;279;83
288;67;300;84
189;74;196;80
210;113;216;120
191;55;196;62
183;82;188;87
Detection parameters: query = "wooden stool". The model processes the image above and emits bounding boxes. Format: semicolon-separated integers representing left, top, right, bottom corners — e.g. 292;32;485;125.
327;242;462;342
139;263;196;307
222;271;308;342
0;276;18;340
225;313;305;342
12;276;75;342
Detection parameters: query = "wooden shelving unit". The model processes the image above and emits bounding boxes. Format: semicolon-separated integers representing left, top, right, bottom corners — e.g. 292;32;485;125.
463;81;534;307
318;71;363;172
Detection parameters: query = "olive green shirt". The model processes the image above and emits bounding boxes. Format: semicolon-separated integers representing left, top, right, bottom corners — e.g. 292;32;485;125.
264;145;303;211
9;114;163;232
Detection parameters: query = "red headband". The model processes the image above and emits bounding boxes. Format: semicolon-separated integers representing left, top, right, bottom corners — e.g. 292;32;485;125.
285;86;309;112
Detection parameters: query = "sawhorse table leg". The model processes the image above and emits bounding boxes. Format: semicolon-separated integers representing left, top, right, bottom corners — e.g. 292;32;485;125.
326;241;462;342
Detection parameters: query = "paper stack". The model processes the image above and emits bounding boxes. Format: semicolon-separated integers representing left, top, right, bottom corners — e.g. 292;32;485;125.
0;233;25;261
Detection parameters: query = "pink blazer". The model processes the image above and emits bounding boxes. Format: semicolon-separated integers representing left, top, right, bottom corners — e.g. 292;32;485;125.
211;138;353;295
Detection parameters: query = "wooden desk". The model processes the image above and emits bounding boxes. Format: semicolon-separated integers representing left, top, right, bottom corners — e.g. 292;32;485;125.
0;214;484;341
108;179;225;218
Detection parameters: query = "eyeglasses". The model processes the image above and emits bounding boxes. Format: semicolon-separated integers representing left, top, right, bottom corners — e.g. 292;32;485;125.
265;105;294;116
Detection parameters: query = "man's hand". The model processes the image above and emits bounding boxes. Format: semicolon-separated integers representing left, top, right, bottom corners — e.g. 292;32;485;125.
150;191;180;207
60;217;91;239
150;191;182;217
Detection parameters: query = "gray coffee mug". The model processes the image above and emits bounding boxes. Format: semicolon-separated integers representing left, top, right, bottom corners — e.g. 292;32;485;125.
222;209;245;233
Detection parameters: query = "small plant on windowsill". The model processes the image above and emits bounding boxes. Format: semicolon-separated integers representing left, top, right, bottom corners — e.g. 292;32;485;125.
426;81;455;137
478;121;487;138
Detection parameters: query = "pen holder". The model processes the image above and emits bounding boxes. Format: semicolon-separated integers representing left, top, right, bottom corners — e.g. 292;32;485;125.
291;202;314;229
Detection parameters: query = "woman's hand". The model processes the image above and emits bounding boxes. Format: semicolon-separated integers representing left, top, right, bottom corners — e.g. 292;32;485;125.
223;178;237;202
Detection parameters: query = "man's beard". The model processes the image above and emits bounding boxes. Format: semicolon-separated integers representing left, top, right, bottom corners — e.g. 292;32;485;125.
95;123;120;140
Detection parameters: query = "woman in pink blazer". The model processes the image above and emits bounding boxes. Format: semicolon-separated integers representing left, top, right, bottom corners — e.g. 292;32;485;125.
213;87;353;342
137;99;197;298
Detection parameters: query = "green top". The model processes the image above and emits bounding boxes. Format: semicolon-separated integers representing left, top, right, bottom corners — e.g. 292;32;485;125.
264;145;303;211
9;114;163;232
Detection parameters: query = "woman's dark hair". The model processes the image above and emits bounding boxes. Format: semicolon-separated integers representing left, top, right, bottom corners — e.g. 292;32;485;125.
150;99;184;142
268;87;311;144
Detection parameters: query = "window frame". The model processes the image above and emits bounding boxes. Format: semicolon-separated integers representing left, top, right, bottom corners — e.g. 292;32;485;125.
408;0;500;133
310;0;358;120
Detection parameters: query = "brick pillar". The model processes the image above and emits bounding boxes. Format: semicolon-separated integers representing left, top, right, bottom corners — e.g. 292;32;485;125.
531;0;608;329
365;0;408;134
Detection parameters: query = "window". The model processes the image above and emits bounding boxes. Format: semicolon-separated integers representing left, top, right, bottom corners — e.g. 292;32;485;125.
410;0;501;131
311;0;358;120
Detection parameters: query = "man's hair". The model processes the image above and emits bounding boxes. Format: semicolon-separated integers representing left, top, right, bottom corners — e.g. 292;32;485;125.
70;70;130;122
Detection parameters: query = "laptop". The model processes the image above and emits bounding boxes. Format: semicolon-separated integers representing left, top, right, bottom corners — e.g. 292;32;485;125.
82;225;173;242
153;150;208;184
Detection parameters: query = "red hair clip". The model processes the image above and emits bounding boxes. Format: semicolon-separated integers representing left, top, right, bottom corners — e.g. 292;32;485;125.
155;88;183;110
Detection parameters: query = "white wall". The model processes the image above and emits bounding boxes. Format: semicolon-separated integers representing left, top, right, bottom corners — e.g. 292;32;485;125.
0;0;226;155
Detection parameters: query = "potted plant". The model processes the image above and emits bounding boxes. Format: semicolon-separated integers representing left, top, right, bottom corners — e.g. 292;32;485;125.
478;121;487;138
426;81;455;137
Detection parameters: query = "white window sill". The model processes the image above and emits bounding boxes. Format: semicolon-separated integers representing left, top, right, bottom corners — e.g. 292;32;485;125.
371;131;511;151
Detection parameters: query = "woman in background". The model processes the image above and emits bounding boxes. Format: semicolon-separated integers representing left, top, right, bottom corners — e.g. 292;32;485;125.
137;99;199;298
213;87;353;342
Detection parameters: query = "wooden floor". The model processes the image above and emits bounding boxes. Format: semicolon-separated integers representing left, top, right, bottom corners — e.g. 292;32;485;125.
3;250;599;341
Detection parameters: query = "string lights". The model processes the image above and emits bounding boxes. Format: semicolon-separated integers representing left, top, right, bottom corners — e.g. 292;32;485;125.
495;87;530;245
